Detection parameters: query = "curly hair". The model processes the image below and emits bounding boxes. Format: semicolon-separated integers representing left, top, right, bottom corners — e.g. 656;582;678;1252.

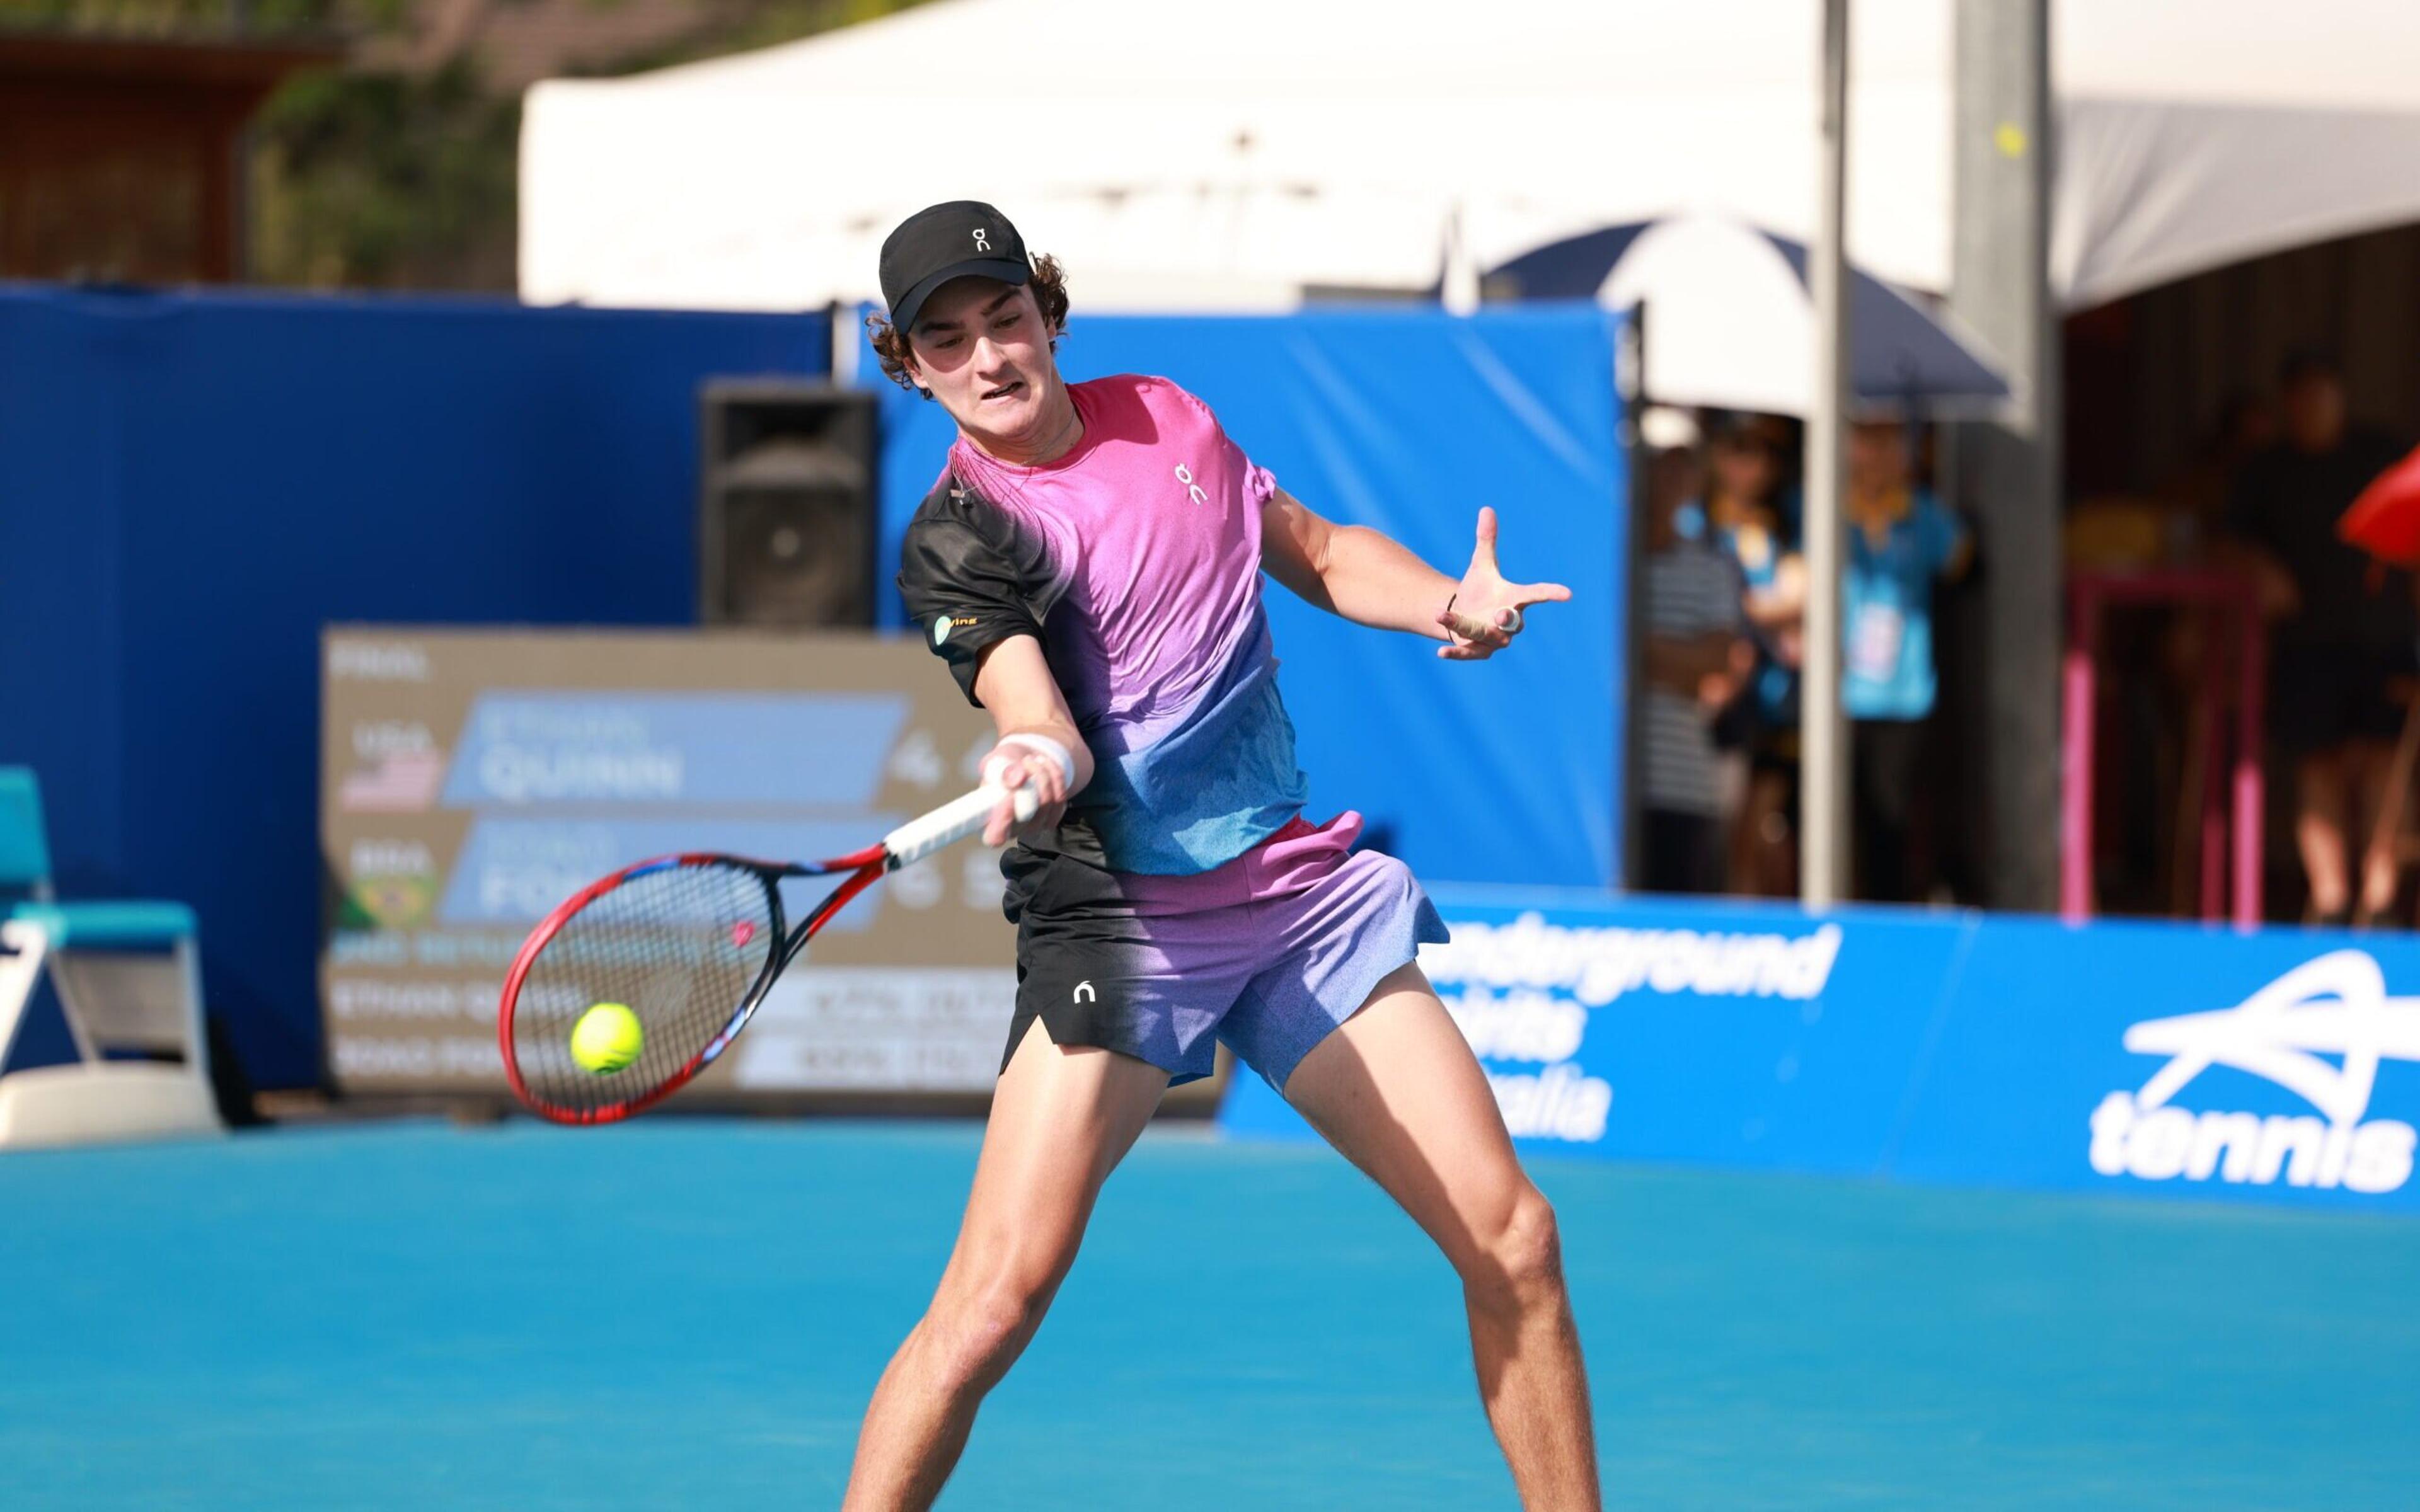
865;254;1071;399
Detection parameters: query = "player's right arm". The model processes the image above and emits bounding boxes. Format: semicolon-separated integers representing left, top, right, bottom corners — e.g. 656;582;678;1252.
897;486;1091;847
969;636;1093;845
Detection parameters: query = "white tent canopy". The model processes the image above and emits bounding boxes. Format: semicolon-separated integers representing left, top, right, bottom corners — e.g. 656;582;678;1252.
520;0;2420;316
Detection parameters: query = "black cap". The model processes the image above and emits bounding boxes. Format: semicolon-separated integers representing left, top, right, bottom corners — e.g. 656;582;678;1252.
879;201;1031;335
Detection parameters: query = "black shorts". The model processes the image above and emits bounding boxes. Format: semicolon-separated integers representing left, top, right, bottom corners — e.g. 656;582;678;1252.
998;813;1447;1088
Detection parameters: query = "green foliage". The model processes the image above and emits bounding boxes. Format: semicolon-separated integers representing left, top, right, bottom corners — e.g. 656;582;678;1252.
10;0;931;290
0;0;390;33
252;59;522;289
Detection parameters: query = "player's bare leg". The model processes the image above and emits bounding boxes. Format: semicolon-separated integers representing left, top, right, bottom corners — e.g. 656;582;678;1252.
843;1021;1169;1511
1285;962;1601;1511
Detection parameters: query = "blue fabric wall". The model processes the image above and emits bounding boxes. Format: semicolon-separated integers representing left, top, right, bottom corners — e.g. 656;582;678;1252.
867;304;1627;894
0;287;829;1088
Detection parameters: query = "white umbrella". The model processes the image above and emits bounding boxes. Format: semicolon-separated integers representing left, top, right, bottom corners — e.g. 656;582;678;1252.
1491;214;2007;420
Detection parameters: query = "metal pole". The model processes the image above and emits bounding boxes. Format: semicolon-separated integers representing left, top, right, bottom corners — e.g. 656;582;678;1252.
1618;307;1649;890
1801;0;1853;908
1441;201;1481;315
1951;0;2059;912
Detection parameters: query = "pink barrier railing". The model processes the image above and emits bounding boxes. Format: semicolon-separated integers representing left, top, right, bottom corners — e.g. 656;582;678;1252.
2061;569;2266;927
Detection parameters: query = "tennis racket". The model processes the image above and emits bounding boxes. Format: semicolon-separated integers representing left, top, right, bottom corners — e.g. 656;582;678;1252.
496;783;1036;1125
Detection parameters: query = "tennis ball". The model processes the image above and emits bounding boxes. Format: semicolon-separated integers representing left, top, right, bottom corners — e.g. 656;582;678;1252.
570;1002;643;1074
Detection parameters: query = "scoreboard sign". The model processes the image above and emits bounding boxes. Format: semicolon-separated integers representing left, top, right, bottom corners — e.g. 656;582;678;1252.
319;627;1019;1102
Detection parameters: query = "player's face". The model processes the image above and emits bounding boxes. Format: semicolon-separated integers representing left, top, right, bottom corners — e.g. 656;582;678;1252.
906;278;1059;447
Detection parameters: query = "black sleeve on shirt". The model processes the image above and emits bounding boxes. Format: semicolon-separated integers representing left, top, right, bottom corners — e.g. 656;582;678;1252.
895;475;1067;706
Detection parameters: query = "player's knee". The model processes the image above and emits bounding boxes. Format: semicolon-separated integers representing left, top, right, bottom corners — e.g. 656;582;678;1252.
925;1292;1036;1394
927;1265;1054;1390
1462;1186;1565;1317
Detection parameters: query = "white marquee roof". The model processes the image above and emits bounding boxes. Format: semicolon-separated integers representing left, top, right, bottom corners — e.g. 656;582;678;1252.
519;0;2420;314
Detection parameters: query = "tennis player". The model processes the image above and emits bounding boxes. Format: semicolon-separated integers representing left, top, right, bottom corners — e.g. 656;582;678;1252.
848;202;1599;1510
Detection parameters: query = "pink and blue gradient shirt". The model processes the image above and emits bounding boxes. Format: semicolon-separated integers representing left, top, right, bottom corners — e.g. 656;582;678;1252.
895;374;1308;875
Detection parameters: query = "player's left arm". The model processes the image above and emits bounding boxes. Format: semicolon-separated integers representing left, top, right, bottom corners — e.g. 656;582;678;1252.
1260;488;1572;661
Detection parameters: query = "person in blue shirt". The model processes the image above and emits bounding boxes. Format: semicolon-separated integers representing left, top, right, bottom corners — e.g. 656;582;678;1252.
1675;414;1970;902
1841;418;1972;900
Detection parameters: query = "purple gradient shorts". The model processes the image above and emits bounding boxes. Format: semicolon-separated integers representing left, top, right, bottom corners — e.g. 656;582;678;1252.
999;811;1449;1089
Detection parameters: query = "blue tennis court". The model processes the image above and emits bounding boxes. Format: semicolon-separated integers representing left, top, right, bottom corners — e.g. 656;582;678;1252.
6;1120;2416;1509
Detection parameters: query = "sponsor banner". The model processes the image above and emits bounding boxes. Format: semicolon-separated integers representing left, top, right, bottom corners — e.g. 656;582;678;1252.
438;692;908;810
1221;890;1968;1171
435;817;935;927
728;968;1020;1091
1891;916;2420;1208
321;628;1017;1099
1218;890;2420;1211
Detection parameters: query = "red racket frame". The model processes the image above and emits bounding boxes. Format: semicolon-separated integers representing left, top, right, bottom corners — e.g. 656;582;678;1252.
495;842;888;1125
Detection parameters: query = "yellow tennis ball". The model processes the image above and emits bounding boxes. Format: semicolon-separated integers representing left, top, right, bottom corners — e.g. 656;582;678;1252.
570;1002;643;1074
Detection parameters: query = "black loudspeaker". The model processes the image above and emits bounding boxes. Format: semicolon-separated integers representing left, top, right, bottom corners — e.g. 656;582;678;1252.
699;382;879;626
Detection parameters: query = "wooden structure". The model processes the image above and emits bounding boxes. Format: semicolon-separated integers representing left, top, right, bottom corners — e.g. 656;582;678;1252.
0;30;341;284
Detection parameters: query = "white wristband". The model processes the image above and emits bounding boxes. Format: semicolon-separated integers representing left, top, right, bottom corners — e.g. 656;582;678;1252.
984;733;1077;790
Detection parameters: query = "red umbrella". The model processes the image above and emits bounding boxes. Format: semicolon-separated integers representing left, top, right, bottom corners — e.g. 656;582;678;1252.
2336;440;2420;886
2337;442;2420;566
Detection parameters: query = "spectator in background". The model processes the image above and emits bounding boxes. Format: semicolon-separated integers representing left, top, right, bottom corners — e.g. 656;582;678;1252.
2226;348;2414;926
2166;390;2279;558
1683;413;1806;896
1843;418;1971;903
1642;445;1754;893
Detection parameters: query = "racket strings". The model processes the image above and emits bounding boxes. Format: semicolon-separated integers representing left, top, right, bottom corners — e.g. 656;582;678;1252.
508;862;777;1116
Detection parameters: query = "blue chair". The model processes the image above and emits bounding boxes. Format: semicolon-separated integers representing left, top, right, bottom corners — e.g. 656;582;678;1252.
0;767;221;1147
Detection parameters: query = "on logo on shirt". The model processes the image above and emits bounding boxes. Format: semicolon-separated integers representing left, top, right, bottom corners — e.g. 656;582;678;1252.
1173;464;1208;506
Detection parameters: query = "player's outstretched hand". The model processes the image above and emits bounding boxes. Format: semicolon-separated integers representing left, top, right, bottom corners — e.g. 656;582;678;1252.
1436;506;1572;660
981;740;1071;845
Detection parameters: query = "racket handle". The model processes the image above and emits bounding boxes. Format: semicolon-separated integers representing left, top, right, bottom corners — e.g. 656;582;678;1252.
882;784;1039;869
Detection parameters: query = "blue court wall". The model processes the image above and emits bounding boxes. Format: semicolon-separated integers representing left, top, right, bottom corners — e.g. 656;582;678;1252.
0;286;829;1087
1221;891;2420;1215
866;304;1628;895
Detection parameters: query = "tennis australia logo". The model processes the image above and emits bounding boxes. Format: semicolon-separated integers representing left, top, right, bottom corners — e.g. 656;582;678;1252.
2087;951;2420;1194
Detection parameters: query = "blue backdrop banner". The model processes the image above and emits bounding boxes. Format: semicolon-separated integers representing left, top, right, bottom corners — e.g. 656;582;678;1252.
0;287;829;1087
865;304;1628;893
1219;891;2420;1213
